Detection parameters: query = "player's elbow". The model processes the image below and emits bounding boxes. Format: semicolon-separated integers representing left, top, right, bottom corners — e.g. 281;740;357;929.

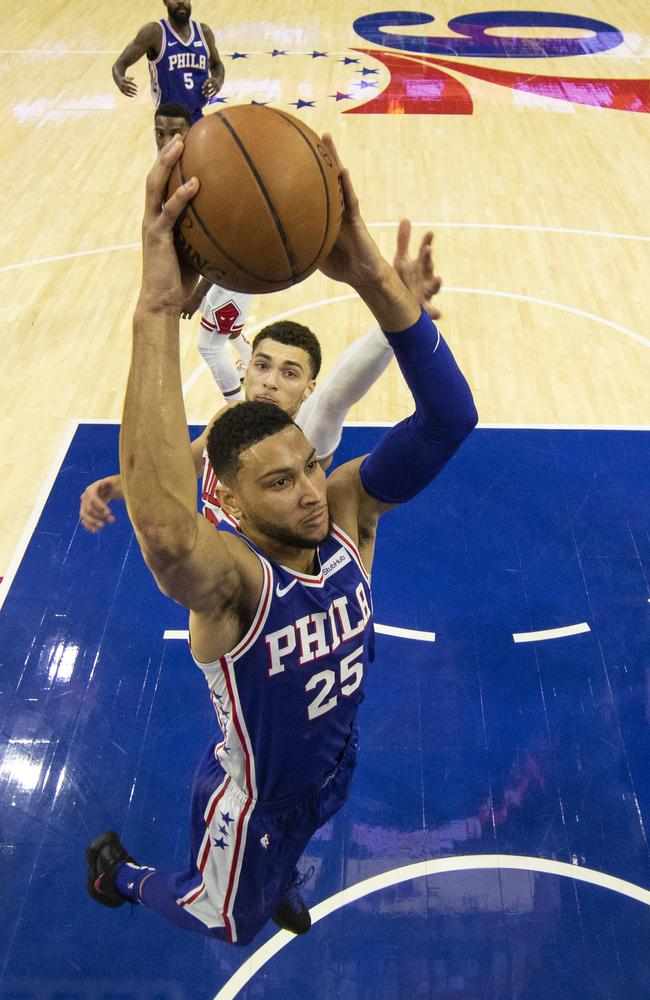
136;515;198;569
450;397;479;443
423;393;478;446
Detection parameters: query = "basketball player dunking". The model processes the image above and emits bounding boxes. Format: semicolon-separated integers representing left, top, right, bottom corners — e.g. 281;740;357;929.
112;1;224;123
80;102;443;531
85;135;477;945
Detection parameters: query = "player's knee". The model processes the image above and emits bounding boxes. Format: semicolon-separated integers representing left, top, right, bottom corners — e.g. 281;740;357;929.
197;327;227;359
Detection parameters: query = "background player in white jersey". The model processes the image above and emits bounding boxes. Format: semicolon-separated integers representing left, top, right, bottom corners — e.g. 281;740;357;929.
112;1;224;121
85;134;477;945
79;223;441;532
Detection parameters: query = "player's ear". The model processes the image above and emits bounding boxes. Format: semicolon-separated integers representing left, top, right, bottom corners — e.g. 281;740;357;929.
216;484;242;520
302;378;316;402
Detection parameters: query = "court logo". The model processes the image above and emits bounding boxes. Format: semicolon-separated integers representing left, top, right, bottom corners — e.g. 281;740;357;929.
347;8;650;115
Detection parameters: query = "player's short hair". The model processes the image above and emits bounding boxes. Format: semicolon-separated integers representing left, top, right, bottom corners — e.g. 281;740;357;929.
155;102;192;126
251;321;322;379
207;401;296;485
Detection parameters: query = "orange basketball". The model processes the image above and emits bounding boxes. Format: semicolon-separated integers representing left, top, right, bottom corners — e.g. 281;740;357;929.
167;105;343;294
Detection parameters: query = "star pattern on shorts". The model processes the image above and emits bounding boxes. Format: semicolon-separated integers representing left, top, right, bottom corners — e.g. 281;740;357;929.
212;837;227;850
221;811;234;826
219;824;229;837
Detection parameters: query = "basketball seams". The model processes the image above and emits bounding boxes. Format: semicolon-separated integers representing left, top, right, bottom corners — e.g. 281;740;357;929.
172;107;341;290
175;155;291;288
270;109;335;275
216;112;299;277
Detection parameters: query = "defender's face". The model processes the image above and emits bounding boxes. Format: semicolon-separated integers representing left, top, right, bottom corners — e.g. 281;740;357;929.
154;115;190;151
244;338;315;418
233;426;329;549
165;0;191;24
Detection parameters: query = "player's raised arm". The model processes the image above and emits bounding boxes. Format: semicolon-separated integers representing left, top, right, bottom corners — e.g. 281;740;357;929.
120;139;260;623
319;136;478;568
112;22;160;97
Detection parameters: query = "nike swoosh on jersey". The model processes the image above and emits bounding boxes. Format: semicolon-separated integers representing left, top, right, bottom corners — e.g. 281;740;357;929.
276;579;298;598
168;40;178;46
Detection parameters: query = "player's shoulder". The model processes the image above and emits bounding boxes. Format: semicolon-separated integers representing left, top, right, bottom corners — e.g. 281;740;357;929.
326;457;366;542
199;22;216;42
135;20;164;48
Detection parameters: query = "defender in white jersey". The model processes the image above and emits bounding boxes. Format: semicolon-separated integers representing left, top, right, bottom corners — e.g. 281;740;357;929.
79;225;441;533
85;135;477;946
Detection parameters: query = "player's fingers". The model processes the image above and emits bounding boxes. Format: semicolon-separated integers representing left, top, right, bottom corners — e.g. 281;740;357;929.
418;230;434;253
144;139;191;220
90;498;112;519
426;304;442;320
320;133;343;174
161;175;199;227
418;243;434;280
338;168;361;219
394;219;412;263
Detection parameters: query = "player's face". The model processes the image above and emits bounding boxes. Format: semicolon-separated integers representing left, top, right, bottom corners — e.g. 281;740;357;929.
244;338;315;418
154;115;190;151
235;426;330;549
165;0;191;25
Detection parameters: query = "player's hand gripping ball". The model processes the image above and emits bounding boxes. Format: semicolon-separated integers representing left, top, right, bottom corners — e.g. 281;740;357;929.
167;105;343;294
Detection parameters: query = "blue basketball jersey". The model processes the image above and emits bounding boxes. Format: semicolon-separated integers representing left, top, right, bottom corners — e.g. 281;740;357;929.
192;525;374;802
148;19;210;123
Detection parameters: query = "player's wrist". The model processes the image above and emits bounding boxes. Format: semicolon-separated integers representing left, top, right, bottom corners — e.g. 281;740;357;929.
134;294;182;320
346;258;393;293
355;265;420;332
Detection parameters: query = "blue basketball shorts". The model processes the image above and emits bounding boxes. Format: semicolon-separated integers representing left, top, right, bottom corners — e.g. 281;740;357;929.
167;726;358;945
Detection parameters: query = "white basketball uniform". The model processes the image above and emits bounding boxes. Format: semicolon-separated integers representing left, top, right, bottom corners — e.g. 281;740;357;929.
199;323;395;528
198;285;254;398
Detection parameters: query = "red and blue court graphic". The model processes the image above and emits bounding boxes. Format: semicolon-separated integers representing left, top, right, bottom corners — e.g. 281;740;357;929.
348;9;650;114
1;424;649;998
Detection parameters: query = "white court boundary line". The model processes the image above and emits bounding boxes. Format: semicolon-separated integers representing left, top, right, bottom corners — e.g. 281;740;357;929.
1;422;647;611
0;242;140;273
213;853;650;1000
2;220;649;274
0;419;79;614
163;623;436;643
182;284;649;397
513;621;591;643
448;286;650;349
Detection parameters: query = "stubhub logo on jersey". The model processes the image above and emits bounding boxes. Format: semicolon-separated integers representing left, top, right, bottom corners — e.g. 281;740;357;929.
321;546;351;580
344;8;650;115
